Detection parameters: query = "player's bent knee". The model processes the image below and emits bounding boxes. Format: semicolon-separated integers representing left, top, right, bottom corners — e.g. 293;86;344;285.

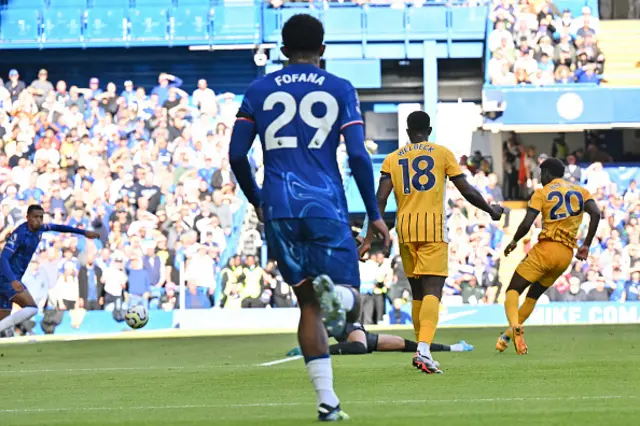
293;279;317;307
421;275;446;299
345;286;361;323
507;272;531;294
526;282;547;300
11;290;36;308
350;341;367;354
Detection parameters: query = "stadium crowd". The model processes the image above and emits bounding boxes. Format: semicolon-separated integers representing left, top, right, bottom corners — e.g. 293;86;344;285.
488;2;605;85
0;68;274;317
0;64;637;335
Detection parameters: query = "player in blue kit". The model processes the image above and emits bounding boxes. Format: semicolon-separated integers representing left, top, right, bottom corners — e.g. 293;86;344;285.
229;14;390;422
0;205;99;336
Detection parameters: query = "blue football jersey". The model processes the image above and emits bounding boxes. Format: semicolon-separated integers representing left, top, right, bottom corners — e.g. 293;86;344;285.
0;223;85;282
238;64;364;223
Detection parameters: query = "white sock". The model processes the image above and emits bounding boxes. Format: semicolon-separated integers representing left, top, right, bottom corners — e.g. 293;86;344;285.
417;342;431;358
0;306;37;334
450;343;464;352
334;285;355;312
306;357;340;408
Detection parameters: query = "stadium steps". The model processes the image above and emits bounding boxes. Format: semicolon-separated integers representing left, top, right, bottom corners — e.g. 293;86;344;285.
597;20;640;87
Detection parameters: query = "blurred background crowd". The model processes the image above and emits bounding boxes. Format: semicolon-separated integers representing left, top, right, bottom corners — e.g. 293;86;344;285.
488;1;605;85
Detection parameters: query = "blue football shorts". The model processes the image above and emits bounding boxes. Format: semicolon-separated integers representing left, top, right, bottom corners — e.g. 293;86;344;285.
0;279;22;310
265;218;360;288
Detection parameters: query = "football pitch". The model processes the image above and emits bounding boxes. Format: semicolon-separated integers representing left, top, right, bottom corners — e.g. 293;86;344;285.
1;325;638;426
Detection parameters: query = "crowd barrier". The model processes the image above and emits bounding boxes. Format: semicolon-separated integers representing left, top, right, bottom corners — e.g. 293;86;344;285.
21;302;640;336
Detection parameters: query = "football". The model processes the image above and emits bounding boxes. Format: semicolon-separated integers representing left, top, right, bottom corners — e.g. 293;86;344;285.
125;305;149;329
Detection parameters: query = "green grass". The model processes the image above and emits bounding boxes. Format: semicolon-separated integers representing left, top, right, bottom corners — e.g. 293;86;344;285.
1;325;639;425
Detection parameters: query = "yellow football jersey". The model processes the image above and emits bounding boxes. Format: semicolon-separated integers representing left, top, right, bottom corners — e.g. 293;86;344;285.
528;178;593;249
381;141;463;244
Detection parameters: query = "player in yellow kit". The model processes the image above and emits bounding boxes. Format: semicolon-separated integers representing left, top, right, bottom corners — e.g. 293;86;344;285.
499;158;601;355
361;111;502;373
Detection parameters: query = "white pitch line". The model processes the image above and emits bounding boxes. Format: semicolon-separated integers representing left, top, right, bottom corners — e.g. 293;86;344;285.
257;355;302;367
0;365;253;374
0;395;634;414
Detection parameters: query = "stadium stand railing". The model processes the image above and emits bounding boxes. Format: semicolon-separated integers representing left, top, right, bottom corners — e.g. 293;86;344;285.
1;1;489;50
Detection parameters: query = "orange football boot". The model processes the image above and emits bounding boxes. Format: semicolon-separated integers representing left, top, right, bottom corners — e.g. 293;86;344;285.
512;325;528;355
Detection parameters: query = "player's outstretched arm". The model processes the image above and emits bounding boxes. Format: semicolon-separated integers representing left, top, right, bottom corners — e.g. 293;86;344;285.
504;208;540;257
576;199;601;260
359;176;393;258
452;177;503;221
229;114;261;210
344;125;390;252
343;124;380;222
44;224;98;238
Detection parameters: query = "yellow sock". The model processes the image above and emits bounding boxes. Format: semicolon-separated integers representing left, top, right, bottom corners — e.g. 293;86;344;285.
504;290;520;331
418;295;440;344
505;297;537;339
411;300;422;341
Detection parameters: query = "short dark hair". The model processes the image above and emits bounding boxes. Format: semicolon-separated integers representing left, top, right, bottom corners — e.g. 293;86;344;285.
282;14;324;54
27;204;45;215
407;111;431;132
540;158;565;178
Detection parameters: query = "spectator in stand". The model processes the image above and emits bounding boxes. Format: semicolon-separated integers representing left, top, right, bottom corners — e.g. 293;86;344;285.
127;256;151;309
87;77;103;101
78;253;104;311
120;80;136;105
490;0;516;28
193;79;217;116
570;6;600;35
555;65;574;83
623;270;640;301
30;69;54;110
103;255;127;312
55;262;80;310
23;259;48;312
240;255;266;308
489;20;515;52
152;73;183;106
564;154;582;183
5;69;26;103
624;180;640;204
492;61;517;85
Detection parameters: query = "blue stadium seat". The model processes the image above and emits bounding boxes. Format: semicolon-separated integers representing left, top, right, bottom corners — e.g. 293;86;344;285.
365;6;405;41
324;6;363;42
450;6;487;39
211;3;259;43
133;0;174;6
6;0;46;6
406;6;447;39
43;7;84;41
129;6;169;43
0;8;41;43
171;4;211;42
48;0;87;7
261;5;320;43
90;0;129;6
84;6;127;44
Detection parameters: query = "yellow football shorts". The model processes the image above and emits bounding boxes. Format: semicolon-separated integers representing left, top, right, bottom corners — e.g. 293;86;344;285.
515;240;574;287
400;242;449;278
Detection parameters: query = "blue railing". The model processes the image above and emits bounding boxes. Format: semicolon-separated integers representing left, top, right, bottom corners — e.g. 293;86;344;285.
0;1;488;49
